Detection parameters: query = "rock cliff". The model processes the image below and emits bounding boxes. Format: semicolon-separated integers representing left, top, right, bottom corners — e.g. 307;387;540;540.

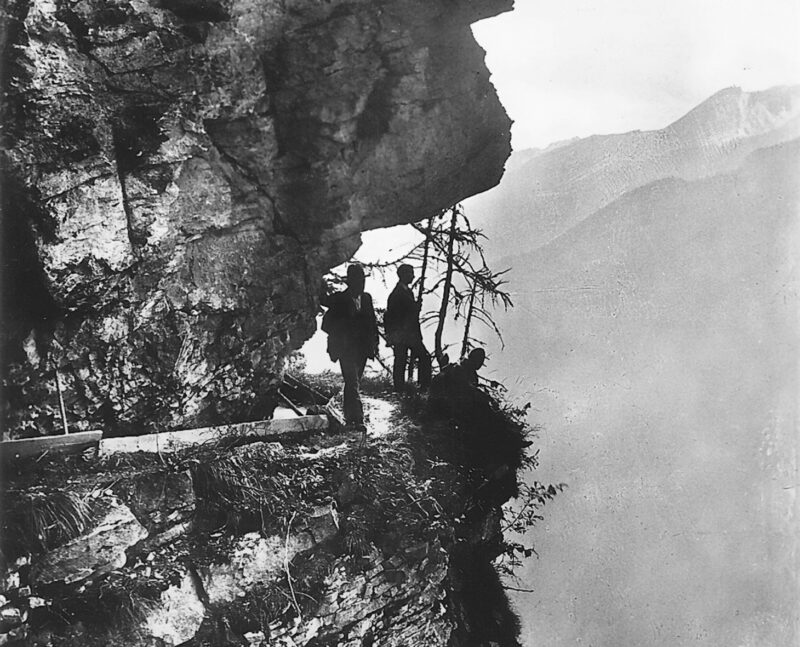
1;0;512;436
1;393;531;646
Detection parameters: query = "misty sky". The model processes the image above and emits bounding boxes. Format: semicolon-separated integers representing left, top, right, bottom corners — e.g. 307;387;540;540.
461;5;800;647
342;1;800;275
472;0;800;150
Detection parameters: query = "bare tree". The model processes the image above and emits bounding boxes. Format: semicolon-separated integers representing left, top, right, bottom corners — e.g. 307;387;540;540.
416;213;437;305
460;278;477;359
433;205;459;366
413;205;513;364
457;265;513;356
329;202;514;372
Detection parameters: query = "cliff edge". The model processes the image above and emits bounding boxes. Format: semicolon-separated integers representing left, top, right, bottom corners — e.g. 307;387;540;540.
1;389;532;646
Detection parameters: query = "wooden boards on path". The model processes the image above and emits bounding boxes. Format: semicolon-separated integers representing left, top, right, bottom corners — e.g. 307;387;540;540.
1;415;329;460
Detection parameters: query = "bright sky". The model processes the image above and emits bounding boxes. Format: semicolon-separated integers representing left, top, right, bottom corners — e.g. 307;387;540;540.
472;0;800;150
304;0;800;371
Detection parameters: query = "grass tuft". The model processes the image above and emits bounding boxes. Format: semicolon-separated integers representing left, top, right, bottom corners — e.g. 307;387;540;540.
1;489;92;559
191;444;338;534
342;507;372;557
36;570;167;646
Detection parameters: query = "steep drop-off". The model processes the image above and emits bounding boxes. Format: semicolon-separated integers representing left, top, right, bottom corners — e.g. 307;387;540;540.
1;0;512;436
488;139;799;646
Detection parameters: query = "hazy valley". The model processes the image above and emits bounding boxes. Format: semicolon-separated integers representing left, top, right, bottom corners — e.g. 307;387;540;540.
470;87;799;646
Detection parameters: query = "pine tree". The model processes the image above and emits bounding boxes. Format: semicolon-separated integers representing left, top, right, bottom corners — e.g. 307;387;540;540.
328;202;513;373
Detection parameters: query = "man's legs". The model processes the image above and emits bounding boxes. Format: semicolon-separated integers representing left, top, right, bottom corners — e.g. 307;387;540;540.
410;340;432;389
356;355;368;380
393;344;409;392
340;354;368;425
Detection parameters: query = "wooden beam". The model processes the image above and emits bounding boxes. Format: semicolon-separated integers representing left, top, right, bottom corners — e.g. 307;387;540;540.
131;520;194;555
0;430;103;461
323;388;346;428
99;415;329;455
278;390;304;417
284;373;329;405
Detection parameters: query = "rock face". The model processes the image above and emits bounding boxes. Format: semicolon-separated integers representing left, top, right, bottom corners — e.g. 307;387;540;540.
1;0;512;436
30;497;149;587
1;395;530;646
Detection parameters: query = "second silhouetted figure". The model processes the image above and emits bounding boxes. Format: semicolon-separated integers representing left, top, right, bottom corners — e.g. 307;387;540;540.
383;263;432;392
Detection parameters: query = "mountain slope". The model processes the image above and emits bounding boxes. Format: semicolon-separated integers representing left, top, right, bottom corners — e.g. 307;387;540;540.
468;85;800;257
491;139;799;647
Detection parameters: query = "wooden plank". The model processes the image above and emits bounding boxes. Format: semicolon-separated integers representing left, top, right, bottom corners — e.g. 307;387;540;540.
323;387;346;428
278;390;304;417
99;415;329;455
0;430;103;461
284;373;329;405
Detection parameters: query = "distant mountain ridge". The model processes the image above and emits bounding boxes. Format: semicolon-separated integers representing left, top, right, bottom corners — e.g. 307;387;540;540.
666;85;800;145
468;85;800;257
503;137;800;315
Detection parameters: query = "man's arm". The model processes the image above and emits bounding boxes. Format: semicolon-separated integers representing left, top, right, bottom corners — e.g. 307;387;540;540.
385;286;402;320
321;292;343;333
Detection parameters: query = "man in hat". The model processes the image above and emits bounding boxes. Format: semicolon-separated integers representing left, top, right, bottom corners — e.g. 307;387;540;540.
429;346;488;414
454;347;485;387
321;265;378;430
384;263;432;393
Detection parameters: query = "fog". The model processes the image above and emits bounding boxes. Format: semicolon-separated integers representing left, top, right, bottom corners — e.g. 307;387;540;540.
481;142;799;645
472;0;800;149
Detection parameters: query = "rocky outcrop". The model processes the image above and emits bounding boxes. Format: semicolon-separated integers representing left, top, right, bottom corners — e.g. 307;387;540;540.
30;498;148;587
1;394;530;646
1;0;512;436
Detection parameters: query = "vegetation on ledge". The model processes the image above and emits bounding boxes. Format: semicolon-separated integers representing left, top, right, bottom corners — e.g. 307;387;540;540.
1;373;560;646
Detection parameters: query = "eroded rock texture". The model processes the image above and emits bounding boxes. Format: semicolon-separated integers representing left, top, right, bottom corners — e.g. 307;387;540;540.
1;0;512;436
1;394;527;646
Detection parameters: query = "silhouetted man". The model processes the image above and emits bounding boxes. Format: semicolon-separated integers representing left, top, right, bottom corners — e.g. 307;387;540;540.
429;347;488;414
321;265;378;430
454;347;485;387
384;264;432;392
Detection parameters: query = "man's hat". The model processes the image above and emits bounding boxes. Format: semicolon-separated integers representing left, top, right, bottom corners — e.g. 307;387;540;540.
347;264;365;280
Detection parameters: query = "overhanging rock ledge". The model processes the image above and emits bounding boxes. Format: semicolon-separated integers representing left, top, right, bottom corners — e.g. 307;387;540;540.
1;0;513;435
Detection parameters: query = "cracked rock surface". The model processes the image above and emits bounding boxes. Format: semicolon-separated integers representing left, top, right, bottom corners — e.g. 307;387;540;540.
1;0;512;436
1;393;528;646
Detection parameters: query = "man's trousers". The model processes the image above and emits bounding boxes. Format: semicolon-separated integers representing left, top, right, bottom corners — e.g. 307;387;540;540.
392;340;432;392
339;354;368;424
